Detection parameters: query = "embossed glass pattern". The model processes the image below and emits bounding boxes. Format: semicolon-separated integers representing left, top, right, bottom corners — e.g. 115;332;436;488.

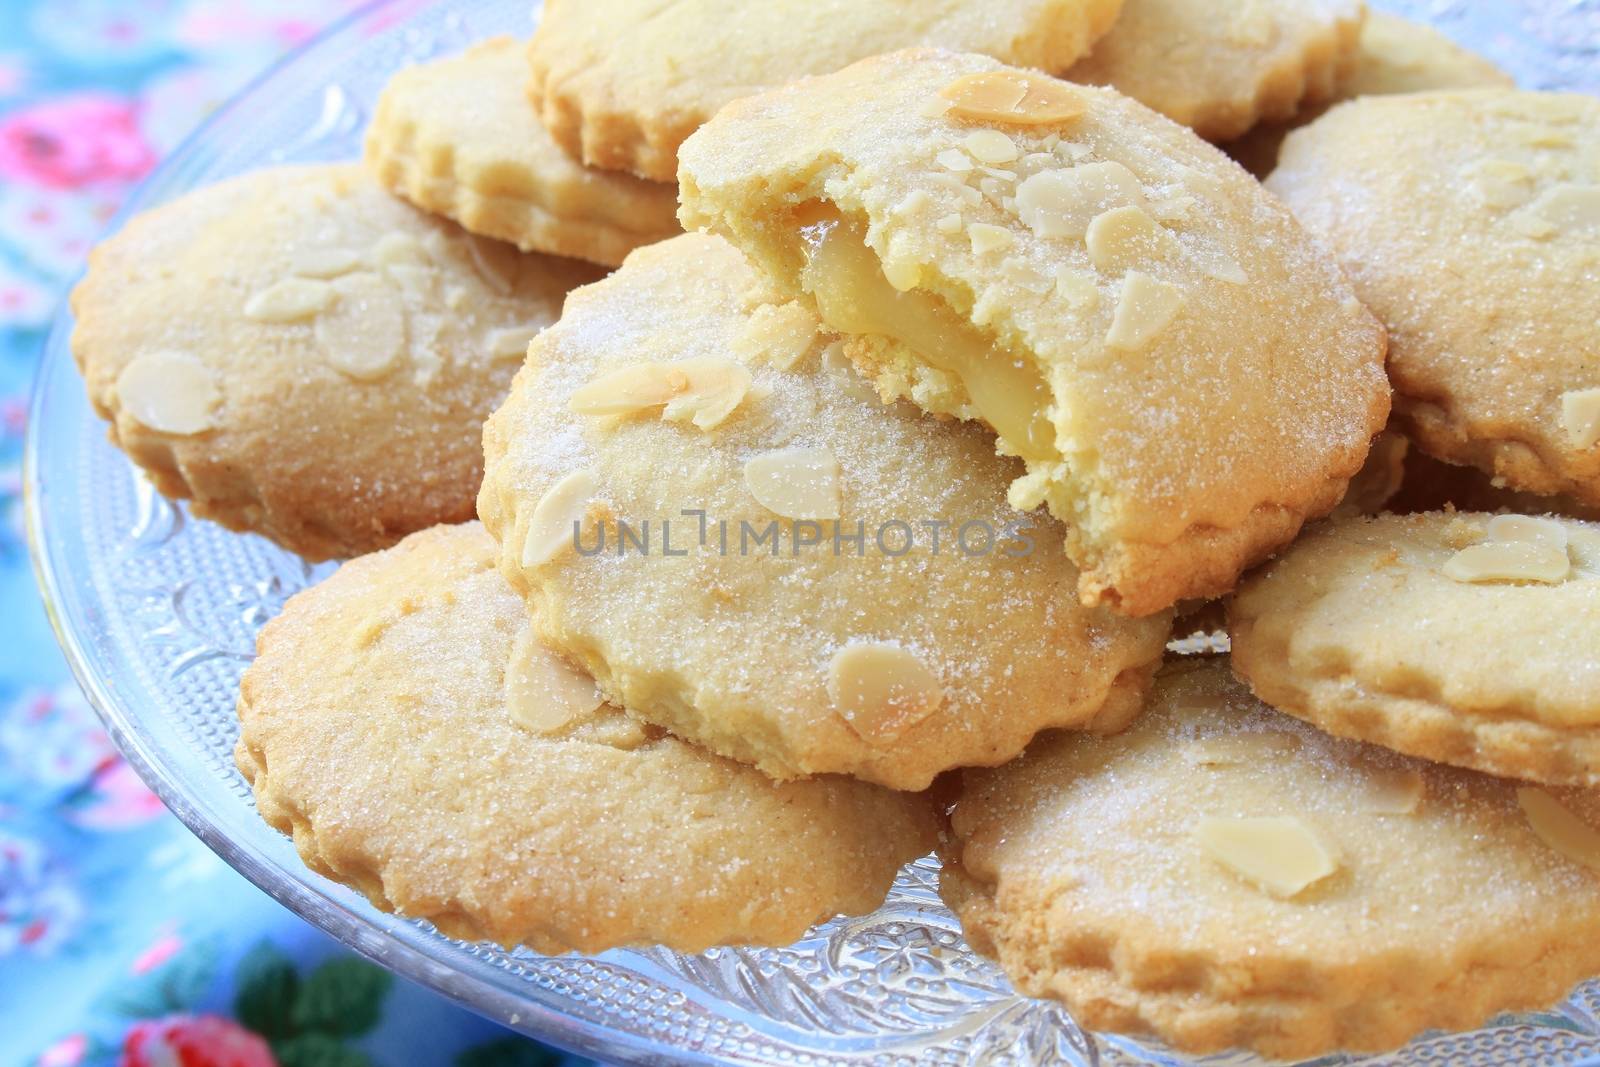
25;1;1600;1063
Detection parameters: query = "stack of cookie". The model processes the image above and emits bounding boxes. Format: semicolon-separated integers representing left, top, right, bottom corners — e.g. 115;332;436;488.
68;0;1600;1058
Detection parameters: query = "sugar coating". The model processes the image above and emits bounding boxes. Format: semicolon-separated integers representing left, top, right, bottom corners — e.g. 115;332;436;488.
526;0;1124;181
69;163;600;561
678;49;1389;616
1230;511;1600;785
943;657;1600;1059
477;233;1173;789
1269;90;1600;508
365;37;679;267
236;523;938;953
1064;0;1365;141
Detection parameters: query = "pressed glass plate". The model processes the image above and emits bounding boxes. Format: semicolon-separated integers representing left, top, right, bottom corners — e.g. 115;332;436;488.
24;1;1600;1063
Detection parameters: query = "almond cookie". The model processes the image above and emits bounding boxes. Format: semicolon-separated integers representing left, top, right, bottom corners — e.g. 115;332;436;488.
366;37;678;267
526;0;1124;182
943;657;1600;1058
477;233;1172;790
236;522;938;952
1063;0;1365;141
70;163;600;561
1230;512;1600;785
678;50;1390;616
1268;91;1600;508
1227;13;1514;177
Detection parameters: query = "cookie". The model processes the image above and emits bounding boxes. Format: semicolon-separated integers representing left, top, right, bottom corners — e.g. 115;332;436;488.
236;522;938;952
1229;511;1600;785
1268;91;1600;508
1390;446;1600;522
365;37;679;267
70;163;600;561
477;233;1172;790
526;0;1124;182
942;657;1600;1058
1227;13;1514;177
678;50;1390;616
1332;428;1408;518
1063;0;1365;141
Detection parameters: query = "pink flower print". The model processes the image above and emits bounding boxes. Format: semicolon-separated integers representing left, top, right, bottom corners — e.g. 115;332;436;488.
0;55;29;98
1;686;115;788
68;760;166;830
0;94;154;190
37;1033;87;1067
121;1016;277;1067
130;929;184;975
0;833;82;956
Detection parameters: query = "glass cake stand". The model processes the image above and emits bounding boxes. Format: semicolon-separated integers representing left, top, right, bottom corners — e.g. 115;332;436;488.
25;0;1600;1063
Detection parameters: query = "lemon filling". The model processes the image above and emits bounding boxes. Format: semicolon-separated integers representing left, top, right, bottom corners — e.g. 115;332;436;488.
796;208;1057;463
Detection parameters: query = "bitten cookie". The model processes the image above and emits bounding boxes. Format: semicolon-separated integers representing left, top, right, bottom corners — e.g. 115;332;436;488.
1227;13;1513;177
526;0;1124;182
1230;511;1600;785
1063;0;1365;141
70;163;600;560
679;50;1390;616
477;233;1172;790
366;37;679;267
1268;91;1600;507
236;523;938;952
943;658;1600;1058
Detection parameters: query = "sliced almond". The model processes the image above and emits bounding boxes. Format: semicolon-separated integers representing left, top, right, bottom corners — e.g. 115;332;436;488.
968;222;1013;255
243;277;337;323
938;71;1085;127
1055;269;1100;311
1520;787;1600;873
1563;387;1600;450
506;624;604;734
317;272;407;381
963;129;1019;165
1443;540;1569;584
882;257;923;293
115;352;221;436
486;324;540;361
369;232;430;267
522;468;600;568
1487;514;1569;553
1015;161;1146;241
936;149;975;173
1195;815;1339;898
744;447;840;519
1465;158;1535;211
821;342;880;405
467;233;519;294
1531;184;1600;233
569;358;751;431
292;247;362;278
1084;205;1181;272
735;302;822;369
1106;271;1183;351
827;642;945;745
1353;762;1426;815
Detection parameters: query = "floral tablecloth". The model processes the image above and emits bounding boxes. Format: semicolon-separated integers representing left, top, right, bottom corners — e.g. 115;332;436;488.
0;4;587;1066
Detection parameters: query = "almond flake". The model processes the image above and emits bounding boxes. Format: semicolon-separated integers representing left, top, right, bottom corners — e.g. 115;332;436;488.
370;232;430;266
1196;815;1339;898
735;302;820;369
1183;731;1301;766
487;324;540;361
1564;388;1600;450
317;272;407;380
523;468;600;568
292;248;362;278
1443;540;1569;584
116;352;221;435
968;222;1013;255
1084;205;1181;272
569;358;752;431
243;277;337;323
1466;159;1535;211
1532;184;1600;233
827;642;945;745
743;447;840;519
938;71;1085;127
963;129;1018;165
936;212;964;234
882;257;923;292
1015;161;1146;241
1106;271;1183;351
936;149;974;173
1487;514;1569;553
506;624;604;734
1520;787;1600;873
1354;764;1426;815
